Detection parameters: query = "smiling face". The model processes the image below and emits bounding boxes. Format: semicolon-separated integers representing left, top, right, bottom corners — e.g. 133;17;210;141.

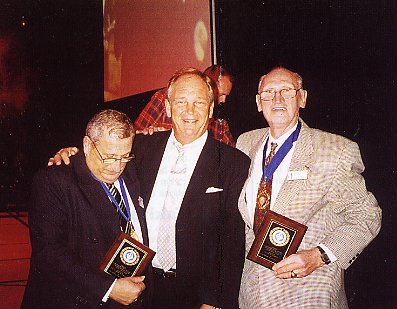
257;67;307;138
165;74;214;145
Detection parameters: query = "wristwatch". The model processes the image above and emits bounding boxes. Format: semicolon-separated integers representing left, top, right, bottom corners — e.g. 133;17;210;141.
317;246;331;264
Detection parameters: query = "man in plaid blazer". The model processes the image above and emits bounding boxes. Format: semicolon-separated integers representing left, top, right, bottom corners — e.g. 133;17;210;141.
236;67;381;308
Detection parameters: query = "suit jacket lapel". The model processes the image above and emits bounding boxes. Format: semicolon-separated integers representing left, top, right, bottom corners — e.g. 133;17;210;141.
73;153;120;237
123;165;149;246
272;121;314;215
139;131;170;206
181;137;220;211
238;129;269;228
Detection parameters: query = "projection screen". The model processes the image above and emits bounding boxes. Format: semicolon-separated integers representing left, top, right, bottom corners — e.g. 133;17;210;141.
103;0;214;102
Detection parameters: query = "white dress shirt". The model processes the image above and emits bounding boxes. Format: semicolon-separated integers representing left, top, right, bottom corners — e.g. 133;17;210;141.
246;124;298;223
147;131;208;268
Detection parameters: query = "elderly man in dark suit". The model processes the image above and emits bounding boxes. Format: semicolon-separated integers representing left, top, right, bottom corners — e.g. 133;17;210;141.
49;68;250;308
22;110;148;308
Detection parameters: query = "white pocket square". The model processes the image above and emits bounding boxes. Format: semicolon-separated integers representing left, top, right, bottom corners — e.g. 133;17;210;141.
205;187;223;193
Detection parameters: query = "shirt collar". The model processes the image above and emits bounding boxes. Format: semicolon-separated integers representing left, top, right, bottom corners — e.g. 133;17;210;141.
268;122;299;146
169;130;208;151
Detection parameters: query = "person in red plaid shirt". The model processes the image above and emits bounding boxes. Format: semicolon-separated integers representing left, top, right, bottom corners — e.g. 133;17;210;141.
134;65;236;147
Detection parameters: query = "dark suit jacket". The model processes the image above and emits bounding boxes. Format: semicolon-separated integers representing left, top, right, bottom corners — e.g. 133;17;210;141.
21;152;149;309
133;132;250;308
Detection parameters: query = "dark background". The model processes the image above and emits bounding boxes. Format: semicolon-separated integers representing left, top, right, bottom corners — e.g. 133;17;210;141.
1;0;396;307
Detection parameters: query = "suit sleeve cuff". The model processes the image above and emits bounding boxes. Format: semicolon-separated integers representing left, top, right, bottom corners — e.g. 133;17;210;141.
318;243;337;263
102;279;117;302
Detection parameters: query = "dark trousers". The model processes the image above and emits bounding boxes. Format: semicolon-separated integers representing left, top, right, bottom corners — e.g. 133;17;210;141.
151;268;199;309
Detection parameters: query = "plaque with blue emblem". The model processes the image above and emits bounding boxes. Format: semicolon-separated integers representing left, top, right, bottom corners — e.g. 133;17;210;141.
100;232;155;278
247;210;307;269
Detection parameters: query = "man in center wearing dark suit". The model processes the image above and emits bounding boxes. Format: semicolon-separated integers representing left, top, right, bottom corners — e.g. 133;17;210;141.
133;67;250;308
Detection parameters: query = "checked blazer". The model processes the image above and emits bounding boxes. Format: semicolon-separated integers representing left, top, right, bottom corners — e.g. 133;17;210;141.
236;120;381;309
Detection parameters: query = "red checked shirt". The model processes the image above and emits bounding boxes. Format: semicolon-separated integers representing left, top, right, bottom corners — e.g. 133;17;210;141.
134;88;236;147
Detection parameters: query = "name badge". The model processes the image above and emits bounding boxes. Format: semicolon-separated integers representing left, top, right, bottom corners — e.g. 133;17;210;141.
287;170;308;180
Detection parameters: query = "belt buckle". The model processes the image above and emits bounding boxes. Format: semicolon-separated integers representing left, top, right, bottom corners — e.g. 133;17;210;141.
154;267;176;278
162;269;176;278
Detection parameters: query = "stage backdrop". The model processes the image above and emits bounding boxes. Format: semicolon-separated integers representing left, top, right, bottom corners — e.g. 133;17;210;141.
103;0;213;101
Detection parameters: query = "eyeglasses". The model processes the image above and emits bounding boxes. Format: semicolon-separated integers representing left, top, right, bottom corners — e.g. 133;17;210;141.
89;138;134;164
258;88;302;101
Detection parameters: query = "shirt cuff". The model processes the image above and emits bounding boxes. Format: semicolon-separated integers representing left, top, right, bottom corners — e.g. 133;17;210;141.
102;279;117;302
318;243;337;263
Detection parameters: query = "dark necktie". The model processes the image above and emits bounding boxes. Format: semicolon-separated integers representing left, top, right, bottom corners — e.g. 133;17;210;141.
253;142;278;235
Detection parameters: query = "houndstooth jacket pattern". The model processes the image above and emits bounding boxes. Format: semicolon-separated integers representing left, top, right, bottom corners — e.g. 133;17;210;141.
236;120;381;309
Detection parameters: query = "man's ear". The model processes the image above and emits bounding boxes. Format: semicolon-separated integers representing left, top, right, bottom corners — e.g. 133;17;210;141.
165;99;172;117
82;136;91;156
256;94;263;112
299;89;307;109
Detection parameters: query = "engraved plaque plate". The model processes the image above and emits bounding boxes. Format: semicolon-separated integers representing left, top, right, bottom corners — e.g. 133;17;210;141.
247;211;307;269
100;232;155;278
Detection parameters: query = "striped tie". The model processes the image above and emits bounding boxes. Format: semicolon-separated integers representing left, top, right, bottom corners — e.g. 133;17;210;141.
107;183;128;219
107;183;138;239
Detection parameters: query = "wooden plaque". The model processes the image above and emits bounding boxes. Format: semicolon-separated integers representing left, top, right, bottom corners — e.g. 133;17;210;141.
100;232;155;278
247;210;307;269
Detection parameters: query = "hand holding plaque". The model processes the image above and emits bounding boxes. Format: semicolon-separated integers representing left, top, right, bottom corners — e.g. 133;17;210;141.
247;210;307;269
100;232;155;278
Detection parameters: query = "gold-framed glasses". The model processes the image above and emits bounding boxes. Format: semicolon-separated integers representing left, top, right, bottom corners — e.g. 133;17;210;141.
258;88;302;101
89;137;134;164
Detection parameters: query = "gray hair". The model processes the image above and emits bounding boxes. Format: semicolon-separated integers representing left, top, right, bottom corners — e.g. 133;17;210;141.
166;67;215;104
85;109;134;142
258;67;303;92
